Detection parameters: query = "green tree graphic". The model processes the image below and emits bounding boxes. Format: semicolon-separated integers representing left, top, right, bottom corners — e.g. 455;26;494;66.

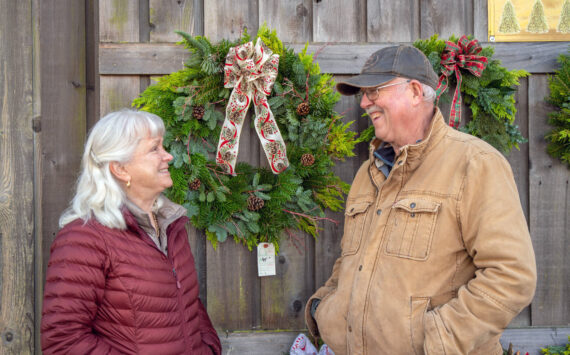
527;0;549;33
558;0;570;33
499;0;521;33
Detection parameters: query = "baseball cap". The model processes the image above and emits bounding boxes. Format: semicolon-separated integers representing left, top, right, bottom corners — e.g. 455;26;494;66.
336;45;439;95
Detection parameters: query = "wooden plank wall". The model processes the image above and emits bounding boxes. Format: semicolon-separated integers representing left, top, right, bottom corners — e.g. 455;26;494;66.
0;1;37;354
95;0;570;334
0;0;563;353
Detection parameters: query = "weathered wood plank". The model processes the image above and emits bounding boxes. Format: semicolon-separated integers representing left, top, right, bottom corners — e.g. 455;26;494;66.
186;226;208;304
420;0;473;38
149;0;203;42
207;113;261;330
99;76;141;116
86;0;100;130
39;6;88;351
506;77;531;327
473;0;488;41
99;42;568;75
367;0;419;42
259;0;312;43
216;328;570;355
313;0;366;42
99;0;139;42
260;232;314;330
528;75;570;326
0;1;36;353
204;0;259;43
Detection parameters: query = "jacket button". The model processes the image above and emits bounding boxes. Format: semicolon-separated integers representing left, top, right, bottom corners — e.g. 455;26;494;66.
411;212;416;218
348;325;352;332
410;202;416;208
358;265;362;271
376;209;382;215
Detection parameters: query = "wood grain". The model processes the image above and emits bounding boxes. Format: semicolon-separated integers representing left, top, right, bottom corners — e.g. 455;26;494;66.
204;0;259;42
420;0;474;38
99;42;569;75
259;0;312;43
0;1;36;353
367;0;419;42
99;76;141;116
99;0;139;42
313;0;366;42
528;75;570;326
149;0;203;42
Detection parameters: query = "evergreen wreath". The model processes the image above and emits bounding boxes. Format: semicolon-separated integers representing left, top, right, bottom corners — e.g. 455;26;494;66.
545;47;570;167
133;26;364;250
387;34;529;154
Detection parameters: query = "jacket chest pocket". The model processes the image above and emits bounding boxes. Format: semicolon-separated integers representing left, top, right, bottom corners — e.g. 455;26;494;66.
341;200;372;256
384;198;440;261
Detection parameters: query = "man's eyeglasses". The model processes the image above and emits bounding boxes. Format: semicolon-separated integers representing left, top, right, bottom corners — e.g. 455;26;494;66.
356;79;411;101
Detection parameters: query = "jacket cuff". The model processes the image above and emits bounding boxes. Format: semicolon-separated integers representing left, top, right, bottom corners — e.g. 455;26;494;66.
304;297;320;339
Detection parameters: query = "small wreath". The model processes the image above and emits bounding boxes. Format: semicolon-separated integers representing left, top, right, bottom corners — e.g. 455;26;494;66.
408;35;529;154
134;26;363;250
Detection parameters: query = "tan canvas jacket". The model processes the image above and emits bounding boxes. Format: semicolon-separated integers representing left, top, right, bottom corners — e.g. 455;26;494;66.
305;109;537;355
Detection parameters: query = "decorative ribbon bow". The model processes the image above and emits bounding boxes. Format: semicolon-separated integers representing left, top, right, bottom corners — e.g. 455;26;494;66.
435;35;488;129
216;38;289;175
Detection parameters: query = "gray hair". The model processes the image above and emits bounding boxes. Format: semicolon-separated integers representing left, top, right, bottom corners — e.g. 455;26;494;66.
59;109;166;229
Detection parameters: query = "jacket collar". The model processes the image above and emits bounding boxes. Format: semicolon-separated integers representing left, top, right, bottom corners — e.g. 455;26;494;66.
368;107;447;174
122;195;187;236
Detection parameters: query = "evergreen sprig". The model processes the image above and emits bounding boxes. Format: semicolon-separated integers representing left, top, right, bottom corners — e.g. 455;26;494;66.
414;35;529;154
133;25;357;251
545;47;570;167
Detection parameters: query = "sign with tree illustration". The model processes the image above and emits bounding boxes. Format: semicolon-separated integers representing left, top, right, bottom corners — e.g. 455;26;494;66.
489;0;570;41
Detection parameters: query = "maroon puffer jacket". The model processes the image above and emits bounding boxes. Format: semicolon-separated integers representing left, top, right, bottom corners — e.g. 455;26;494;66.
41;210;221;355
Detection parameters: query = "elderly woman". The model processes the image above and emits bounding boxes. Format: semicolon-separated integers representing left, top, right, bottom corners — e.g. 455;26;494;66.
41;109;221;355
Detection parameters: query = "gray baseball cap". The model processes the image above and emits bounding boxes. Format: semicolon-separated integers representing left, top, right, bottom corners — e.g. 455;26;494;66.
336;45;439;95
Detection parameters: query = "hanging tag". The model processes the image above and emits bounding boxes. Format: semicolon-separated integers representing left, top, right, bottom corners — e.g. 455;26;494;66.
257;243;276;277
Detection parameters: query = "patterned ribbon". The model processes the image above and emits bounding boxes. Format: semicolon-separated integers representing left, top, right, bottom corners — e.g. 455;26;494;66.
435;35;488;128
216;38;289;175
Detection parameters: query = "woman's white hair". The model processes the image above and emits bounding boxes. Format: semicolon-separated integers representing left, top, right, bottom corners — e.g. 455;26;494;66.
59;109;166;229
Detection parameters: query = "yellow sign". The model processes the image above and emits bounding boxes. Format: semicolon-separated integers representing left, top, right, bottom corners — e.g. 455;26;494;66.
488;0;570;41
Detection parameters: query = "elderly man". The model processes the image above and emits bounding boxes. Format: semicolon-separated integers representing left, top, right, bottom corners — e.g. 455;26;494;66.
305;45;537;355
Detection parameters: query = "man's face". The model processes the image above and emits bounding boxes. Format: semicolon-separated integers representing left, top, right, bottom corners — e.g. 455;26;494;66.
359;79;413;147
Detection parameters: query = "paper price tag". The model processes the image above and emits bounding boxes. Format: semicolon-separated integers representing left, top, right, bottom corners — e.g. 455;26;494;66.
257;243;276;277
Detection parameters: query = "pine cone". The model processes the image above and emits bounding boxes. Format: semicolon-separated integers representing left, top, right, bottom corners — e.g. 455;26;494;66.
301;153;315;167
296;102;310;116
247;195;264;211
192;106;205;119
188;178;201;191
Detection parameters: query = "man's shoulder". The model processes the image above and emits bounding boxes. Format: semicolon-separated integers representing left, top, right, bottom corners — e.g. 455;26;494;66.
440;126;506;161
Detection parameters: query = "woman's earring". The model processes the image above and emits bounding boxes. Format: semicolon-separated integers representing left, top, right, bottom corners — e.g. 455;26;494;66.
126;180;131;188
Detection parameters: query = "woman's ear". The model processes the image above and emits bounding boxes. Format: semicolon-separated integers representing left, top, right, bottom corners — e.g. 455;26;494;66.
109;161;130;184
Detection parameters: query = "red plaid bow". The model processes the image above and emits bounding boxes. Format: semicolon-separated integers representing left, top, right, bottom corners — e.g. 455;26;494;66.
435;35;488;128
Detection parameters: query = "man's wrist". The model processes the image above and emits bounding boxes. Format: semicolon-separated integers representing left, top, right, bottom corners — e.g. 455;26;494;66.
310;298;321;319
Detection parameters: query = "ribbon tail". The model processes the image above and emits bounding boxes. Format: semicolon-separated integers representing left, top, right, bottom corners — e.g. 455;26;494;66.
449;70;463;129
216;87;252;175
252;91;289;174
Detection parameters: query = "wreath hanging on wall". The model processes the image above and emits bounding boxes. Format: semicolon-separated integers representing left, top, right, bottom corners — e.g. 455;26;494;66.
134;26;363;250
409;35;529;154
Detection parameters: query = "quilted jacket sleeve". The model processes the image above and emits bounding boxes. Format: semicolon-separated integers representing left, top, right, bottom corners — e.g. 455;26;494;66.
41;221;121;355
197;299;222;355
423;151;537;355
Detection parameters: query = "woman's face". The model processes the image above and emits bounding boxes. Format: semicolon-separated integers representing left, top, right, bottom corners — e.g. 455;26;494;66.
123;134;173;203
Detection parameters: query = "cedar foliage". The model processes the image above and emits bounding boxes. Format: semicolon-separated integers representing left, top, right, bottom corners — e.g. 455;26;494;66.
133;25;362;250
545;47;570;167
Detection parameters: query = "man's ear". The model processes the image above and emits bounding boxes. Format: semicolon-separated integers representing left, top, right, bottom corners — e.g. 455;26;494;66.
409;80;424;105
109;161;130;184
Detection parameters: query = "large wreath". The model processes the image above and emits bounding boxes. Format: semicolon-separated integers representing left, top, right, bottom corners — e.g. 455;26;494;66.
134;26;362;250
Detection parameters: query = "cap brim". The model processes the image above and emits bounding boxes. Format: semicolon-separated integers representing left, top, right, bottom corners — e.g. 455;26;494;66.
336;73;398;95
